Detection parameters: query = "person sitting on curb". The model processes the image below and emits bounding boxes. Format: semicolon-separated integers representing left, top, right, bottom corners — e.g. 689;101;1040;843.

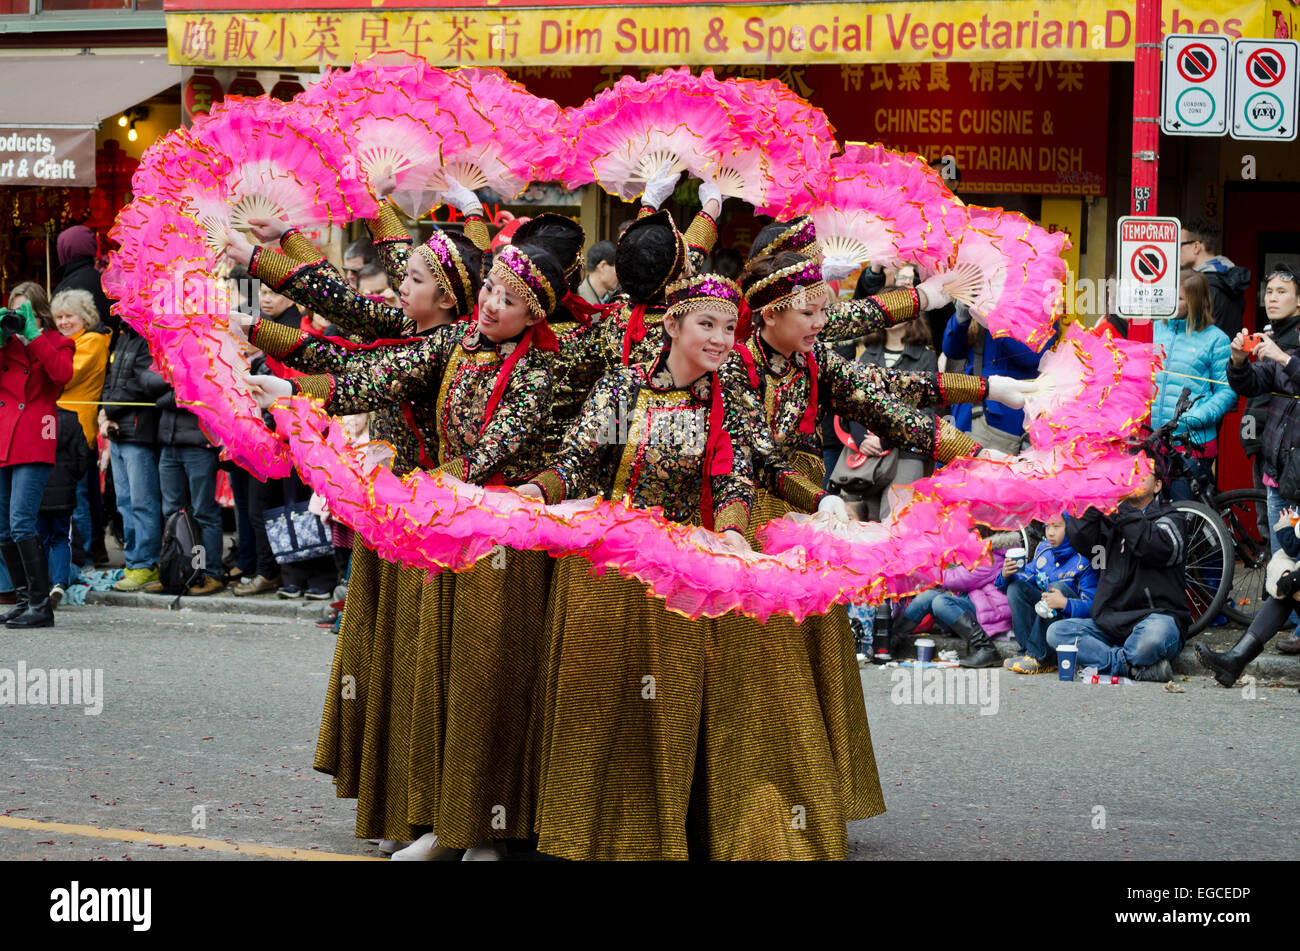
1046;447;1188;682
998;516;1099;675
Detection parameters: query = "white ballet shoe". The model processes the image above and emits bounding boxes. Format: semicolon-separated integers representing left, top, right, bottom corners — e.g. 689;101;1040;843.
377;839;408;855
390;832;446;861
461;841;507;861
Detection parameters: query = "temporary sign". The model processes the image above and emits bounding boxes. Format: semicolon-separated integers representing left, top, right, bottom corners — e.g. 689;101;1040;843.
1162;34;1230;135
1230;37;1299;141
1116;215;1180;319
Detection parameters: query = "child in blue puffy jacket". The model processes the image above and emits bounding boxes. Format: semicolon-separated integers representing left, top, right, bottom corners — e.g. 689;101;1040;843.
996;516;1099;674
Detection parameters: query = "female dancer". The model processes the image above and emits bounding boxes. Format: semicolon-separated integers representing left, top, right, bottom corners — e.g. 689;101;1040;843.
518;271;762;861
688;243;1033;859
249;227;581;861
224;192;487;852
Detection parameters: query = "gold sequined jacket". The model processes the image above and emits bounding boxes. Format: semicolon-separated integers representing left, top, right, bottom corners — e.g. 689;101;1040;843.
265;322;553;487
529;355;756;535
721;330;988;470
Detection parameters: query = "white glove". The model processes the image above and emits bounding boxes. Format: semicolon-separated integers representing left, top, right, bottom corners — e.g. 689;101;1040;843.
642;164;682;210
817;494;849;520
440;178;483;217
698;178;722;210
822;253;860;283
986;375;1035;410
916;273;953;310
245;373;293;410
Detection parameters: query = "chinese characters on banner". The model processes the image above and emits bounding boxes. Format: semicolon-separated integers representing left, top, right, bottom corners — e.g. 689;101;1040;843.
166;1;1269;68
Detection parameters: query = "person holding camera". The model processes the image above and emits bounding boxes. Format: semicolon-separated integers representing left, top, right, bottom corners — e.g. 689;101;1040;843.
0;288;75;628
1228;264;1300;651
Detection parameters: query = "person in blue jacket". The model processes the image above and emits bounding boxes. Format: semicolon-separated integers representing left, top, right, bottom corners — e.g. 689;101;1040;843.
942;302;1051;455
997;516;1099;674
1149;270;1234;500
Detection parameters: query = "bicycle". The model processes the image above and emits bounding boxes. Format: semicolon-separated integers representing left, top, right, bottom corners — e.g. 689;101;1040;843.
1146;388;1268;635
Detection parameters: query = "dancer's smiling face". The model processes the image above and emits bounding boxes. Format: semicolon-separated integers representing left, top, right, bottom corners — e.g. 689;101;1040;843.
476;271;541;343
760;289;828;356
665;306;737;379
399;254;456;329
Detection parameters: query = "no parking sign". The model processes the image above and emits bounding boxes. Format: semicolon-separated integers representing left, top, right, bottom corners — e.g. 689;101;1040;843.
1162;35;1230;136
1116;216;1181;320
1231;38;1299;141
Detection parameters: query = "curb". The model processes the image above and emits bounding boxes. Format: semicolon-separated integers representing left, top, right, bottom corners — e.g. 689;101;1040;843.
883;630;1300;684
83;589;326;621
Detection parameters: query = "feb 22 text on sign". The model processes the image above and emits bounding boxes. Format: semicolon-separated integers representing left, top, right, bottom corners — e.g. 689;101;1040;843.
1116;216;1181;321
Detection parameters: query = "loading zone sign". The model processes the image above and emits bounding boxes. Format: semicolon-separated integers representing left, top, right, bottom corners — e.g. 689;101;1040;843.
1162;34;1230;136
1231;38;1299;141
1117;216;1180;319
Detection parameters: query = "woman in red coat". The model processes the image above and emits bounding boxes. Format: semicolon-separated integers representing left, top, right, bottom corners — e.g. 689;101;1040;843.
1;283;75;628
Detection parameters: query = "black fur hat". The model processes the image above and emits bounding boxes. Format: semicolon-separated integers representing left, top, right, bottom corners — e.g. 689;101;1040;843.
615;210;688;303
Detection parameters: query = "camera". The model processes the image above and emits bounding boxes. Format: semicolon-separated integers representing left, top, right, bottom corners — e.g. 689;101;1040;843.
0;308;23;342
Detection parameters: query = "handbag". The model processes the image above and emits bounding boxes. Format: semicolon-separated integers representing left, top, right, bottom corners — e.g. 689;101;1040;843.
830;443;900;495
1280;452;1300;502
265;500;334;564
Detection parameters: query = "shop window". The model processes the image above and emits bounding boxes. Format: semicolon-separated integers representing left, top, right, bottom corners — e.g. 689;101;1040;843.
0;0;33;13
39;0;133;9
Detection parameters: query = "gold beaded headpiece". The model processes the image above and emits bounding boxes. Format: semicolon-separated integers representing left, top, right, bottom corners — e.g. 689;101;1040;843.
488;243;557;319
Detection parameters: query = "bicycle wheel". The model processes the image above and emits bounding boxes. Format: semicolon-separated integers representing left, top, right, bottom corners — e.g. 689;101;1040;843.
1173;500;1234;636
1215;488;1269;626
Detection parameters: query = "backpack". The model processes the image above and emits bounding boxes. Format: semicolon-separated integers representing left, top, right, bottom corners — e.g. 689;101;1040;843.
159;508;203;595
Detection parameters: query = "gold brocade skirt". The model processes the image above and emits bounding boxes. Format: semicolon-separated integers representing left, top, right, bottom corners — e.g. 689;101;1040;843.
313;542;438;842
739;452;886;825
535;556;708;862
410;548;552;850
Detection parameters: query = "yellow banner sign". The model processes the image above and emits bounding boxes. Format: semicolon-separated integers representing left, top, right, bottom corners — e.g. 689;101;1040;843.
167;1;1273;68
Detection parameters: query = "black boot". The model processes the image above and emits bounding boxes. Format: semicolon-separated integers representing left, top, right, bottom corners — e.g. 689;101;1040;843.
7;535;52;628
1195;628;1275;688
952;613;1002;668
0;541;28;624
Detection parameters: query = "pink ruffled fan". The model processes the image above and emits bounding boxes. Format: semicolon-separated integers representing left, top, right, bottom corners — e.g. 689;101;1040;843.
1022;323;1159;449
305;56;562;215
564;67;820;209
131;127;229;208
793;143;969;272
895;445;1149;531
953;206;1071;350
179;96;375;253
727;74;838;216
104;197;291;480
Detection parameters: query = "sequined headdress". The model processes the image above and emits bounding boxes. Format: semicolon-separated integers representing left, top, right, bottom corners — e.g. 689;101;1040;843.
415;230;477;316
742;255;829;313
488;243;558;318
751;216;822;261
665;272;742;321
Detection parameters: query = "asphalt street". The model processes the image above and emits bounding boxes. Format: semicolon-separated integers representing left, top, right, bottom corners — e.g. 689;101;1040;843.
1;604;1296;861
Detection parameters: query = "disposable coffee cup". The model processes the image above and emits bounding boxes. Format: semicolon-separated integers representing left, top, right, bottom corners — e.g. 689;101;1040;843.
915;638;935;664
1057;644;1078;681
1005;547;1027;569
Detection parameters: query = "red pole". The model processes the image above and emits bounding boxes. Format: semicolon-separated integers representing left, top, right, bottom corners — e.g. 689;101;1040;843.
1128;0;1162;341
